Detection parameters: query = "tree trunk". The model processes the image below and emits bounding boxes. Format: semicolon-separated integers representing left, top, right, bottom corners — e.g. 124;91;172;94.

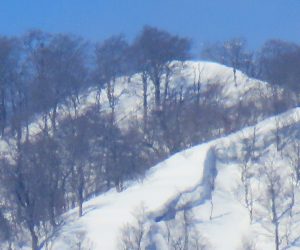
78;165;84;217
49;193;58;227
233;68;237;87
142;72;148;130
275;222;279;250
51;104;57;133
155;86;160;110
78;177;84;217
163;68;170;110
107;80;115;124
78;199;83;218
183;210;189;250
43;114;48;135
271;187;279;250
0;90;6;136
28;222;39;250
154;76;161;110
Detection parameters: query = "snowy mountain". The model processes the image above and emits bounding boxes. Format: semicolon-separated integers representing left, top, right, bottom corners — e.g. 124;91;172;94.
50;105;300;250
83;60;271;125
3;60;298;250
26;60;271;136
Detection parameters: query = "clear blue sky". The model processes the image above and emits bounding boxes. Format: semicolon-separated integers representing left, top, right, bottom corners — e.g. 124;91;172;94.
0;0;300;53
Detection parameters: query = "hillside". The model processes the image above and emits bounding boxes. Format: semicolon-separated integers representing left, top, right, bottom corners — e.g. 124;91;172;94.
0;60;298;250
1;3;300;250
50;106;300;250
74;60;271;125
24;60;270;132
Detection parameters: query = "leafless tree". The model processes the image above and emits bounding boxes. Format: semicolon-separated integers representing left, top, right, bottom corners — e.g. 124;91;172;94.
165;208;209;250
258;39;300;100
0;36;20;136
58;115;92;217
285;138;300;183
26;31;88;133
95;35;129;124
202;38;253;80
133;26;190;110
258;158;296;250
119;204;148;250
239;127;259;223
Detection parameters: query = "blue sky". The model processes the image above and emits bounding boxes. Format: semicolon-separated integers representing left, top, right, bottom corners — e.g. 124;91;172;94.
0;0;300;53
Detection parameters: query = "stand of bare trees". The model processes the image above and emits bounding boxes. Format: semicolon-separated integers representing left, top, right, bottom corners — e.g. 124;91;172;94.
118;204;210;250
0;26;300;249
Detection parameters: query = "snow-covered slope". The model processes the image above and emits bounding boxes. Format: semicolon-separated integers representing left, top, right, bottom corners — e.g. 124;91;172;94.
4;60;298;250
52;142;211;249
84;61;270;124
51;107;300;250
25;60;270;137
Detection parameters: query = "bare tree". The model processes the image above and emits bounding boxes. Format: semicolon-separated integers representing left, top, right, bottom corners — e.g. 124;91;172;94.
258;158;295;250
0;36;21;136
58;115;92;217
119;204;148;250
133;26;191;110
239;127;258;223
27;32;87;133
285;138;300;183
202;38;253;80
164;208;209;250
0;208;12;249
95;35;129;124
0;141;61;250
258;39;300;100
223;38;252;85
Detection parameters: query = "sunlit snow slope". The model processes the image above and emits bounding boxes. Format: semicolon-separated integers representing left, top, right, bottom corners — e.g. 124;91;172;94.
52;140;212;249
52;107;300;250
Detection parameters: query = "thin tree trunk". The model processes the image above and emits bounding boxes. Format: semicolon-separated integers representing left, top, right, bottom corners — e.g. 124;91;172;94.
28;222;39;250
107;80;116;125
271;187;280;250
0;90;6;136
51;104;58;133
163;68;170;110
154;75;161;110
78;168;84;217
142;72;148;131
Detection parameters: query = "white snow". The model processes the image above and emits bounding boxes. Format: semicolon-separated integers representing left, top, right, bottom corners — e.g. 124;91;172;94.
52;143;211;249
5;60;298;249
51;106;300;250
17;60;271;141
